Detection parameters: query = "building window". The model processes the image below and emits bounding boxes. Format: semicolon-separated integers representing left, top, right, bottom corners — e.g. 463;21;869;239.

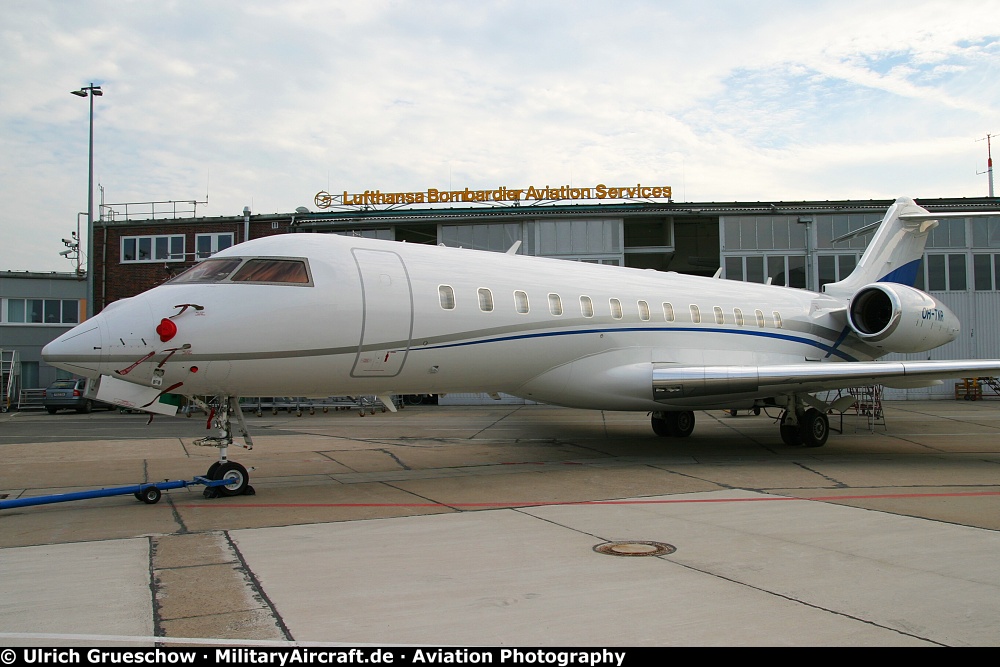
726;254;808;288
478;288;494;312
514;290;530;314
973;254;1000;291
580;296;594;318
5;299;80;324
121;235;185;263
438;285;456;310
548;294;563;316
610;298;623;320
196;233;234;260
926;254;967;291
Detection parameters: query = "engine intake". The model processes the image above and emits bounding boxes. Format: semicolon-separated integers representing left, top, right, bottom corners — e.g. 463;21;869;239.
847;283;959;354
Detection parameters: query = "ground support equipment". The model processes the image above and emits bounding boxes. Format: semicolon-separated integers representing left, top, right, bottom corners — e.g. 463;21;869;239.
0;474;251;511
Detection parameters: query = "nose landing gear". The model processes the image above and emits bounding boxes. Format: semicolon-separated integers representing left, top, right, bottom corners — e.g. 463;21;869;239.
192;396;256;498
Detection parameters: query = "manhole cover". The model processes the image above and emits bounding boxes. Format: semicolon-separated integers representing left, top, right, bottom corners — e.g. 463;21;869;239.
593;541;676;557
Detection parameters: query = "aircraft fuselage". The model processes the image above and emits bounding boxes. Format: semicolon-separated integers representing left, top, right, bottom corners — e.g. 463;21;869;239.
45;233;891;411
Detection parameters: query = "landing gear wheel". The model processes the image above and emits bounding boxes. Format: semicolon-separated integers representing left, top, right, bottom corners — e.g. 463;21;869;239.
799;408;829;448
779;412;803;446
652;411;695;437
137;486;161;504
670;411;695;438
214;461;249;497
206;462;221;479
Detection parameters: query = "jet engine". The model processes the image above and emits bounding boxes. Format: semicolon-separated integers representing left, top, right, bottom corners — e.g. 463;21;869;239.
847;282;959;354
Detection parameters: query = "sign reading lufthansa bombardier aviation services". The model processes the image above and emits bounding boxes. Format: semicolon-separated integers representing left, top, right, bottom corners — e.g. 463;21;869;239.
314;183;672;208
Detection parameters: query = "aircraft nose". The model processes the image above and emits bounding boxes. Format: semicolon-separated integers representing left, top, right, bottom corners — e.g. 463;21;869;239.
42;321;105;375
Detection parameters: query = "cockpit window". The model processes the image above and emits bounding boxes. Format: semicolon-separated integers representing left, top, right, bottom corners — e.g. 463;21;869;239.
170;258;244;283
168;257;313;285
230;259;311;284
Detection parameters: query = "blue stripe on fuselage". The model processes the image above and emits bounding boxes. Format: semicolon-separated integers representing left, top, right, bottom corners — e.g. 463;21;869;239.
417;326;859;361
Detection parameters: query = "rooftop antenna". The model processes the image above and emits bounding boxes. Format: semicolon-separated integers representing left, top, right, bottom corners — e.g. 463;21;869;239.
978;133;996;198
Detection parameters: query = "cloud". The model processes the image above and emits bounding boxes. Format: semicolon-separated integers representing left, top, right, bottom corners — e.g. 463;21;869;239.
0;0;997;271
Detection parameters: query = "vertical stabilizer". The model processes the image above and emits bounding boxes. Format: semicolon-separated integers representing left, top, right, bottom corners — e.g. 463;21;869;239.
822;197;936;298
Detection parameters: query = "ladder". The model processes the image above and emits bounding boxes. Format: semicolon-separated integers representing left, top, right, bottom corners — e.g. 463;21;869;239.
1;349;20;413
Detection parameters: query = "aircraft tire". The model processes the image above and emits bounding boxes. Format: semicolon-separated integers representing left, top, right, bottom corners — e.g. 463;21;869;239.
651;414;672;437
799;409;829;447
664;411;695;438
206;462;221;479
214;461;250;497
779;412;803;446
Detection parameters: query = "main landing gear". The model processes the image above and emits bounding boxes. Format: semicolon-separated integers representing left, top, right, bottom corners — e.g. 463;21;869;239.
651;411;696;438
192;396;256;498
778;407;829;448
651;398;831;448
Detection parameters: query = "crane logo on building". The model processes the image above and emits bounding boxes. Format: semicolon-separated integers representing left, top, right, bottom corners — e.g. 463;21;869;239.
315;183;672;209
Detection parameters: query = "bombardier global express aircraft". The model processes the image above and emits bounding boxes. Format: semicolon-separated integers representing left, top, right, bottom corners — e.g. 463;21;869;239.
42;197;1000;496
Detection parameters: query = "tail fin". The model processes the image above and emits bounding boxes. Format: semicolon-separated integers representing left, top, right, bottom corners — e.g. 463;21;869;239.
822;197;937;298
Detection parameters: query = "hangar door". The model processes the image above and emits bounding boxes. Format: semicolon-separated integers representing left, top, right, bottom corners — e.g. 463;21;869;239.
350;248;413;377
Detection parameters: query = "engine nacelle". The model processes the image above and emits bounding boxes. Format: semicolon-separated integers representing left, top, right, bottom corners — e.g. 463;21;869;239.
847;282;959;354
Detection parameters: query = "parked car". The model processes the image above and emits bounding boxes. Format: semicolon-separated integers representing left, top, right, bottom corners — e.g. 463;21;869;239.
42;378;111;414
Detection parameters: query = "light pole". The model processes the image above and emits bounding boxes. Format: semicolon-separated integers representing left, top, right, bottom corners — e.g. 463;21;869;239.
71;83;103;319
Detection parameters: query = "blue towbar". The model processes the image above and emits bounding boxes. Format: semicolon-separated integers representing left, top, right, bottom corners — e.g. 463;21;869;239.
0;476;233;510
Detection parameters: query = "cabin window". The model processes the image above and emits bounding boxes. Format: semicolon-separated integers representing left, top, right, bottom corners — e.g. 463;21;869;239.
734;308;745;326
610;298;623;320
580;296;594;318
231;259;311;284
662;302;674;322
514;290;530;314
478;288;494;312
714;306;724;325
773;311;783;328
690;305;701;324
439;285;456;310
755;309;765;327
548;293;564;316
638;300;650;321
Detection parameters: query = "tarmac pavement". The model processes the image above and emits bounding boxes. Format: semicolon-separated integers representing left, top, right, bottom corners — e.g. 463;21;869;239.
2;401;1000;646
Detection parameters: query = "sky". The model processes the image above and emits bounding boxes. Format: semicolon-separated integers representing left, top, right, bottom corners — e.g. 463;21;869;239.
1;0;998;272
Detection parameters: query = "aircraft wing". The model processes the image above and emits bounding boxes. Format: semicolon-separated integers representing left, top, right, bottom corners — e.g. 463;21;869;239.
652;359;1000;400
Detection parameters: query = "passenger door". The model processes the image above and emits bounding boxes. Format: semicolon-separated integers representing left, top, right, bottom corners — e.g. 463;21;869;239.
350;248;413;377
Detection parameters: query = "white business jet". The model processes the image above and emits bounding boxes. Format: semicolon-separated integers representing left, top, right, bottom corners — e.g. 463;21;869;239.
42;197;1000;496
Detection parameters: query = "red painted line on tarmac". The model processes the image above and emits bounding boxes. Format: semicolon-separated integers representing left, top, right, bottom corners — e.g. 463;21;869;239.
180;490;1000;509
